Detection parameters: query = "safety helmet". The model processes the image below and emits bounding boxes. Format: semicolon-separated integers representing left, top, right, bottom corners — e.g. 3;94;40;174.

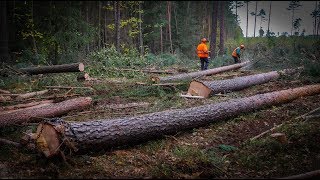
240;44;245;49
201;38;208;42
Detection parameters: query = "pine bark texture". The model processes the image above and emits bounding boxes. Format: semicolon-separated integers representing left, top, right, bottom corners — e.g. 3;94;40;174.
0;97;92;127
153;61;249;83
40;84;320;153
20;63;84;75
196;71;280;95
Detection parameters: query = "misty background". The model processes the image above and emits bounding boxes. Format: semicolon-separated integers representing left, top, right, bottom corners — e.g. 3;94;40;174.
235;1;316;37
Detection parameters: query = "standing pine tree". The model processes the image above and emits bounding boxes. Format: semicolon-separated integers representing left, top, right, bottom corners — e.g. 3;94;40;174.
286;1;302;36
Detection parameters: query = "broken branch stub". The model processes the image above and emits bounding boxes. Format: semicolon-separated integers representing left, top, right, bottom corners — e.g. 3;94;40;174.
33;84;320;157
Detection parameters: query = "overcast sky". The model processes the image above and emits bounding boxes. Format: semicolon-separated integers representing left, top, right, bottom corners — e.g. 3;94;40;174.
234;1;317;37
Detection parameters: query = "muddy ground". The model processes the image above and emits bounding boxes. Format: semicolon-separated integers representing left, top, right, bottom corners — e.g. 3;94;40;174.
0;69;320;179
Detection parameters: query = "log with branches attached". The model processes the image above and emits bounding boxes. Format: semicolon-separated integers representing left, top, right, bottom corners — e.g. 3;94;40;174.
151;61;249;83
186;68;302;98
19;63;84;75
28;84;320;157
0;97;92;127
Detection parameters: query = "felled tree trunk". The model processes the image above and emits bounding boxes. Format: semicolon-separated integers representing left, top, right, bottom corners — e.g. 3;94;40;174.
188;71;280;98
16;90;49;100
19;63;84;75
33;84;320;157
152;61;249;83
0;97;92;127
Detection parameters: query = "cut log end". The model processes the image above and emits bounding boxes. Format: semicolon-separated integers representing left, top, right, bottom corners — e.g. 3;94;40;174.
270;132;288;144
33;123;61;157
79;63;85;72
187;80;212;98
77;73;90;81
151;76;160;83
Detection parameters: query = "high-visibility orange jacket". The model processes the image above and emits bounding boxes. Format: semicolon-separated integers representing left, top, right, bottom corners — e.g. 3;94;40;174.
232;47;241;57
196;42;209;58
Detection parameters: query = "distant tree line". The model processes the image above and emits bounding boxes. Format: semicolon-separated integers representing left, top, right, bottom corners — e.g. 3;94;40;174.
0;1;318;66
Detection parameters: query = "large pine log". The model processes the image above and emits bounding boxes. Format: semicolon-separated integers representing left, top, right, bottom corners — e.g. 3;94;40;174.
187;71;280;98
152;61;249;83
0;97;92;127
19;63;84;75
32;84;320;156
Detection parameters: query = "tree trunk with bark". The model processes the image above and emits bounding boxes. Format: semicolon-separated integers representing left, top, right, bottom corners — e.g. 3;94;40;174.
32;84;320;156
98;1;101;50
210;1;218;58
254;1;257;37
138;2;144;56
114;1;120;52
20;63;84;75
187;71;280;98
246;1;249;38
0;0;9;63
167;1;173;54
160;26;163;54
267;1;272;36
219;1;225;55
152;61;249;83
0;97;92;127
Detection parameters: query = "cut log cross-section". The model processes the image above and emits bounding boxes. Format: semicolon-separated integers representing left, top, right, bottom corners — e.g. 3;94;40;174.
19;63;84;75
188;71;281;98
0;97;92;127
152;61;249;83
33;84;320;157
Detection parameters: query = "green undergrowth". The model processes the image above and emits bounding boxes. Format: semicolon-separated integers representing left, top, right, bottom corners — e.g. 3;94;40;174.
231;119;320;178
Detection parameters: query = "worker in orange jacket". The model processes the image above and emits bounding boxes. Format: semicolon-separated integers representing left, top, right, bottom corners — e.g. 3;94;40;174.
196;38;210;70
232;44;245;64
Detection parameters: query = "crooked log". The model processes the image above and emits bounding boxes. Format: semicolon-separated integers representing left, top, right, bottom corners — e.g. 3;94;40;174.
19;63;84;75
32;84;320;157
0;97;92;127
151;61;249;83
187;71;280;98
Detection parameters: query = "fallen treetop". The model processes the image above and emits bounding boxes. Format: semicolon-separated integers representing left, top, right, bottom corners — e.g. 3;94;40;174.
187;70;280;98
19;62;84;75
30;84;320;157
151;61;249;83
0;97;92;127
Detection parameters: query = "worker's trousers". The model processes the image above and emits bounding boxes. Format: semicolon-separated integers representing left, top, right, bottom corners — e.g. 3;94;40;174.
200;57;209;71
233;56;241;64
